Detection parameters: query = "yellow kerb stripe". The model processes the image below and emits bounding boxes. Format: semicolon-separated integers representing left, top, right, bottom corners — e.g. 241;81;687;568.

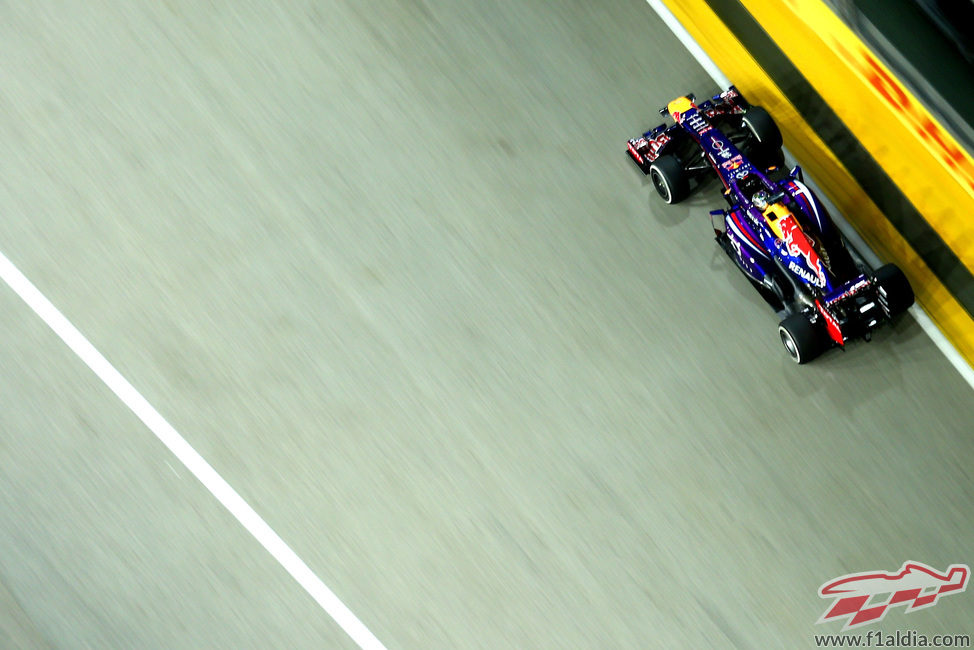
741;0;974;267
660;0;974;365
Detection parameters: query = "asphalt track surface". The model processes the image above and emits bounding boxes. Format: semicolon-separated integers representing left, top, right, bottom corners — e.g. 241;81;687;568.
0;2;972;648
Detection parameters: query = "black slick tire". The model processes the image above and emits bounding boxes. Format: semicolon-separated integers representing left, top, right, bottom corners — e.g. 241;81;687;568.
778;313;827;364
873;263;914;318
649;154;690;204
742;106;783;155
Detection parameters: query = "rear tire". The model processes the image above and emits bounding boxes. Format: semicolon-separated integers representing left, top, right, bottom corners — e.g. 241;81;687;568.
778;313;828;364
873;263;914;317
649;154;690;204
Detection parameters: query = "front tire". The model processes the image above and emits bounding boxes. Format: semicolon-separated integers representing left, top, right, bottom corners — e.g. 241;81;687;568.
873;263;914;318
742;106;783;156
649;154;690;204
778;313;828;364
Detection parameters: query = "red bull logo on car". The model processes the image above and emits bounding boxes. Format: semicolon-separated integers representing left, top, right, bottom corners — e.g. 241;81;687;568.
788;260;825;288
774;212;828;288
721;155;744;171
818;561;969;630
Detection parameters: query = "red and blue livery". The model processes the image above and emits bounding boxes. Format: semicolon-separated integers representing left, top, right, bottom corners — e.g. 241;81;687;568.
627;88;914;363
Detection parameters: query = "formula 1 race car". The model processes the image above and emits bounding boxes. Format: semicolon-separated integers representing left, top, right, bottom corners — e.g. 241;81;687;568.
627;87;914;363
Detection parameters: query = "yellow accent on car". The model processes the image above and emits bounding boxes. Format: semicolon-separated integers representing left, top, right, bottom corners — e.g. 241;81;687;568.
763;203;791;241
667;96;695;118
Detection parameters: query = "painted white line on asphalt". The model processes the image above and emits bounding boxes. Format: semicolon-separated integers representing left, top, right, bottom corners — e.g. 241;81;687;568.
645;0;730;88
0;250;388;650
644;0;974;391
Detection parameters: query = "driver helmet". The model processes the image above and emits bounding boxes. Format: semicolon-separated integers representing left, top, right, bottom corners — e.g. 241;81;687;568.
752;190;769;211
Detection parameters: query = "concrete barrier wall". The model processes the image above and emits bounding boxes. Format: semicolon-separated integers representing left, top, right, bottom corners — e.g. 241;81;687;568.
661;0;974;365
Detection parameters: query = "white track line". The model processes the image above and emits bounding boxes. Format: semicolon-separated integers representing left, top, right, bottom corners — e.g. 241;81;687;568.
0;250;388;650
645;0;974;390
645;0;730;87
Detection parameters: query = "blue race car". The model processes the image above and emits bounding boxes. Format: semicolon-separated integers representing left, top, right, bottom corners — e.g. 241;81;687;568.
627;87;914;363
